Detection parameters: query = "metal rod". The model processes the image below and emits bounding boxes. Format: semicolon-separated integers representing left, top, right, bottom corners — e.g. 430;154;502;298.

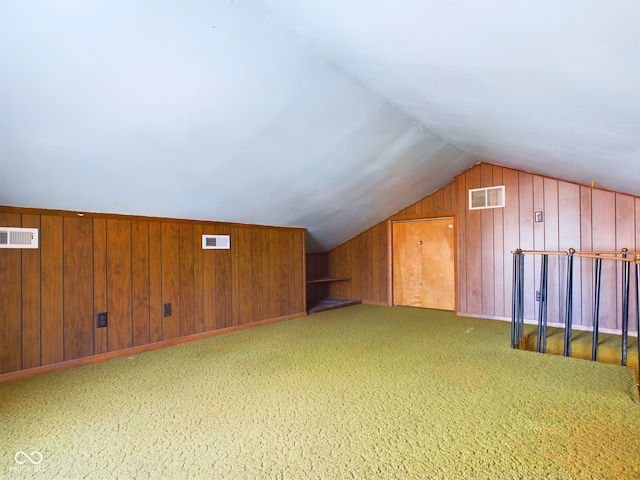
621;249;630;366
511;250;519;349
537;254;549;353
564;248;575;357
518;251;525;348
542;254;549;353
636;255;640;383
591;256;602;361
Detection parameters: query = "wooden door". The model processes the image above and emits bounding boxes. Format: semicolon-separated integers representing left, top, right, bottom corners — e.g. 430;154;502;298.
393;218;455;310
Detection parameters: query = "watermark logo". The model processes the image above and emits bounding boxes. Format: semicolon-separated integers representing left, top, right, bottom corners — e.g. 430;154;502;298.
14;451;43;465
10;451;45;473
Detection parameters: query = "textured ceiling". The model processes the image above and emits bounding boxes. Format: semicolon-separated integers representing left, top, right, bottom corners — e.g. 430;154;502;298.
1;1;638;251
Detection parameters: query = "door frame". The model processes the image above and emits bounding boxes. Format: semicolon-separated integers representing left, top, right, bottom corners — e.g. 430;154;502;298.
388;213;458;310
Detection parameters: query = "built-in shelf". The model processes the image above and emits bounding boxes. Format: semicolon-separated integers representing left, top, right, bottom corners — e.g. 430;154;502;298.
307;297;362;314
305;276;361;314
306;276;351;284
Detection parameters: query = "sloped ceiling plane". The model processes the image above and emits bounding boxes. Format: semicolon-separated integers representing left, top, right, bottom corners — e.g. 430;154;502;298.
1;1;638;251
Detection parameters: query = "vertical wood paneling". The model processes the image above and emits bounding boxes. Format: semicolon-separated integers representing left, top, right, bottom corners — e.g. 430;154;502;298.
179;223;195;336
230;225;241;326
0;213;22;373
149;222;163;343
63;216;94;361
502;168;520;316
558;182;582;325
0;207;305;375
131;220;150;346
270;229;288;318
237;226;253;325
465;166;482;313
93;218;108;355
214;224;232;329
518;172;535;320
456;171;468;313
193;224;205;334
161;223;181;339
21;214;41;369
443;183;453;213
41;215;64;365
480;164;495;315
422;195;434;215
203;225;216;332
532;175;545;324
492;166;505;317
592;189;617;329
292;230;305;313
107;219;132;351
257;228;271;321
543;178;560;324
580;187;594;327
615;194;636;331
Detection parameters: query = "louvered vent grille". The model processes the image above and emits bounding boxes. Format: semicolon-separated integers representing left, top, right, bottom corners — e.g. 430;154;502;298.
202;234;230;250
0;227;39;248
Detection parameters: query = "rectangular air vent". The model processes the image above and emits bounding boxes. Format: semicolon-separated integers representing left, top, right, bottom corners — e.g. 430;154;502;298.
0;227;39;249
469;186;505;210
202;234;230;250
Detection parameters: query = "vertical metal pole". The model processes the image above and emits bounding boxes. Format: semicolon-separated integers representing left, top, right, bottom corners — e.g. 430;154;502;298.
636;255;640;383
621;249;630;366
591;256;602;361
511;251;518;349
541;254;549;354
518;250;525;348
537;254;549;353
564;248;575;357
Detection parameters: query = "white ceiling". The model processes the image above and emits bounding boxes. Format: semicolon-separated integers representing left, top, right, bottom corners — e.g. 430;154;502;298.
1;1;638;251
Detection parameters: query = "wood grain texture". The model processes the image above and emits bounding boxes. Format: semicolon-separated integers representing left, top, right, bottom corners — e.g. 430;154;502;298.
161;223;181;339
0;213;22;373
93;218;108;355
132;220;150;346
179;223;195;336
214;224;232;329
203;226;217;332
480;164;495;315
149;221;163;343
252;228;270;322
465;166;482;314
193;224;206;334
21;214;41;369
237;226;253;325
107;219;132;351
40;215;64;365
492;166;505;317
0;206;305;375
393;219;455;310
63;216;94;361
591;189;617;330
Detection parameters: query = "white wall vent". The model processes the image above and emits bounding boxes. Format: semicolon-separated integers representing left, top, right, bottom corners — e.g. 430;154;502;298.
0;227;39;249
469;185;505;210
202;234;230;250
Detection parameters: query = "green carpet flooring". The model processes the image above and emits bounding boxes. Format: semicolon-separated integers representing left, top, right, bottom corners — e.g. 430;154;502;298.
522;325;640;383
2;305;640;479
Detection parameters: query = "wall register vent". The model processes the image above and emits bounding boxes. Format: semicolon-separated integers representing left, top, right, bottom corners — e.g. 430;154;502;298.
469;185;505;210
0;227;39;249
202;234;230;250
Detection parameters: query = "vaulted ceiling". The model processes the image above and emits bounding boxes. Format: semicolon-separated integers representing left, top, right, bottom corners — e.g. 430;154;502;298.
1;1;638;251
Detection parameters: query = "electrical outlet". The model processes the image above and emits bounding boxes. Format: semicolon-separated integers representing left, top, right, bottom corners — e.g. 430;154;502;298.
163;303;172;317
96;312;108;328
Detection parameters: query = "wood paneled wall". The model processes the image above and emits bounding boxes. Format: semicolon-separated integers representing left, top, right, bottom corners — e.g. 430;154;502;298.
0;208;306;375
327;182;457;305
327;162;640;333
